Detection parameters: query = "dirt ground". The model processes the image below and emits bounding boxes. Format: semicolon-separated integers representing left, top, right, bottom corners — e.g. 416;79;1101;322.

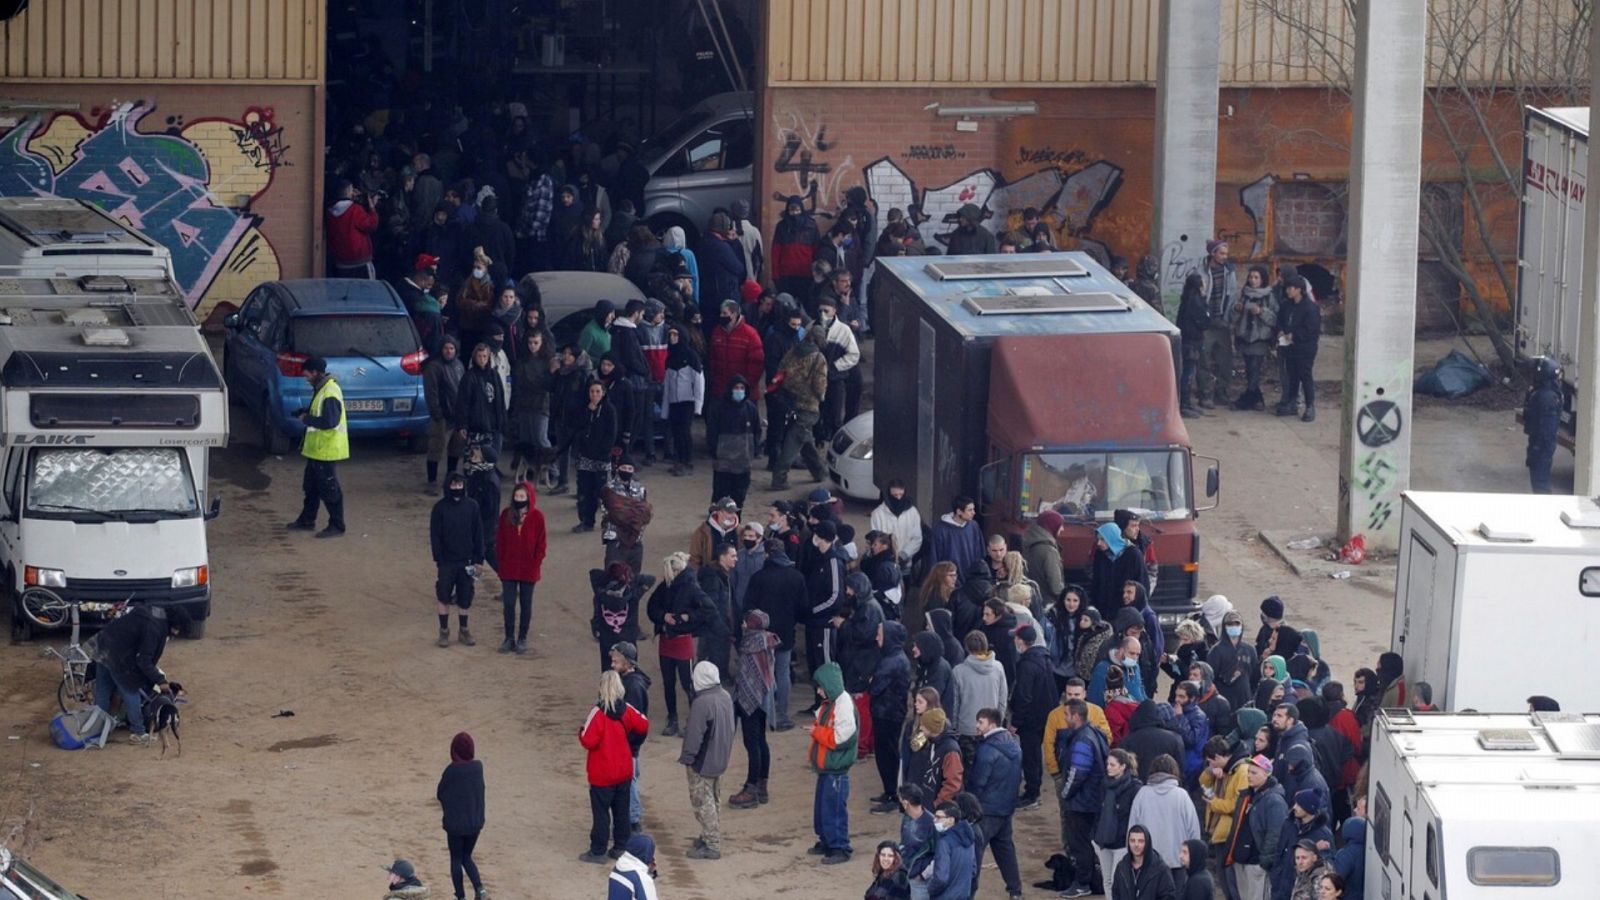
0;335;1534;898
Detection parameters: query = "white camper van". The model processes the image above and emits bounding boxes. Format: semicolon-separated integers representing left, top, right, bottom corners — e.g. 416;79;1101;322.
0;273;225;641
1367;709;1599;900
1393;491;1600;712
0;196;175;281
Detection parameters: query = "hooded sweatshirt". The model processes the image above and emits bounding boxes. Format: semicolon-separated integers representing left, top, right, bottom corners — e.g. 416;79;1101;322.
870;488;924;563
1129;771;1202;865
1177;839;1215;900
494;482;547;582
808;662;858;772
436;733;486;835
679;661;735;776
913;630;954;703
1120;700;1185;781
1111;826;1176;900
928;817;977;900
927;608;966;668
949;651;1008;737
869;621;913;722
930;513;984;587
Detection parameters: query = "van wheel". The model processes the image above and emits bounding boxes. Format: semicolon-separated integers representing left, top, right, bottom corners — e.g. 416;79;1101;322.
261;399;293;455
183;618;206;640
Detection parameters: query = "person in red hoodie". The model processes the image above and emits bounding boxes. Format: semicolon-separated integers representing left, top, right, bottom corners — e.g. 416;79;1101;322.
706;298;765;455
494;481;547;655
579;670;649;864
325;179;380;278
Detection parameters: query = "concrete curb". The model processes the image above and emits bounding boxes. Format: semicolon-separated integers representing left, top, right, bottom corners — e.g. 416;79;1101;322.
1258;529;1397;586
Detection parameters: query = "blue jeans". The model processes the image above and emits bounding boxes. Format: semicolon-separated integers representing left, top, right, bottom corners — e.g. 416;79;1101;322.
813;772;851;853
630;755;643;825
93;665;145;735
770;647;793;724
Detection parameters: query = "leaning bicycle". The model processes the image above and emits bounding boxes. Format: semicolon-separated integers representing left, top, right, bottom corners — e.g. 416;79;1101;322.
18;588;126;716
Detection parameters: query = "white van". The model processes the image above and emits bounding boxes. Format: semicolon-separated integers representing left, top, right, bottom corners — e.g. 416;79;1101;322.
1367;709;1600;900
0;273;224;641
1393;491;1600;711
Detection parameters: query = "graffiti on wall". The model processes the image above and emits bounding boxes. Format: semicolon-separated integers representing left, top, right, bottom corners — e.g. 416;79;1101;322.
0;101;284;318
771;110;855;212
863;156;1124;258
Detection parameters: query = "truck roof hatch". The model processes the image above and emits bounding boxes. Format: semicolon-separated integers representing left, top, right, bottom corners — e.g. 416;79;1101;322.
81;326;131;347
1536;711;1600;759
961;291;1129;316
925;257;1090;280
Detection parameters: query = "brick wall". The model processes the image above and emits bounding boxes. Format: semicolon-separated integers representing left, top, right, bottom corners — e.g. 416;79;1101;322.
0;82;320;322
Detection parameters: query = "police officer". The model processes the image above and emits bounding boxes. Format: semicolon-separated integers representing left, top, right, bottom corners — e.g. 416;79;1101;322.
1524;356;1562;494
287;356;348;537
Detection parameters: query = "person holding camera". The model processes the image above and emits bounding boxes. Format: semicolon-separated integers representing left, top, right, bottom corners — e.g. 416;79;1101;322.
325;179;379;279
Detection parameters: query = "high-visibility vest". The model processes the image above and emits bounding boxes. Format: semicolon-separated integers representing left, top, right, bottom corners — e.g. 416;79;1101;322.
301;377;350;461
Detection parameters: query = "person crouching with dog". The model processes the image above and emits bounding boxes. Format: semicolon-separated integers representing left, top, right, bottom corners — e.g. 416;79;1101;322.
91;603;181;747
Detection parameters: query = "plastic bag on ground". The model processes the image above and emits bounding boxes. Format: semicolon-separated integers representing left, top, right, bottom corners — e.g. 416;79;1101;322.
1415;349;1493;399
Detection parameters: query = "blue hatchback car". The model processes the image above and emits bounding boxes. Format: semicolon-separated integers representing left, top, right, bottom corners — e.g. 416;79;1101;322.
223;279;430;453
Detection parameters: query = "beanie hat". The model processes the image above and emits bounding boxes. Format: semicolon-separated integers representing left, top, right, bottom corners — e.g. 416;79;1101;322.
919;708;948;734
1014;624;1038;644
812;520;838;542
1293;788;1326;815
610;641;638;664
740;279;763;302
1036;509;1064;533
1260;595;1285;620
807;487;834;504
1205;238;1228;255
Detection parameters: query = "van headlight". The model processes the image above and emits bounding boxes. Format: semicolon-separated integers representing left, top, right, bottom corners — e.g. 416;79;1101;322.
172;566;208;588
24;566;65;588
847;436;874;461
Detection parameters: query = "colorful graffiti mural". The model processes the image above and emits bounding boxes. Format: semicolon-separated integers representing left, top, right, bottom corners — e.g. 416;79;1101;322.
0;101;283;318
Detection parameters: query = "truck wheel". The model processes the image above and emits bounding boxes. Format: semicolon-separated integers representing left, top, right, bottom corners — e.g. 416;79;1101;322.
183;618;207;640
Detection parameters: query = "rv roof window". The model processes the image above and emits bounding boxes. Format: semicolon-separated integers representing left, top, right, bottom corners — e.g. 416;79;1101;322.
1467;847;1559;886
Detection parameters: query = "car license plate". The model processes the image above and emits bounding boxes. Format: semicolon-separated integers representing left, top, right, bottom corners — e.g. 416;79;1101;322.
346;399;385;412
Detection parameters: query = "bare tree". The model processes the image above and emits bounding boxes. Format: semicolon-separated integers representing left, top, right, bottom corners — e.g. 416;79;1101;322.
1245;0;1590;377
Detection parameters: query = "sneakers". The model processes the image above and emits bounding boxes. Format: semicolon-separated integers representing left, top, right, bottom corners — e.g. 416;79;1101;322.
821;850;852;865
1018;795;1042;811
768;477;789;492
572;522;594;533
577;851;609;864
285;520;316;531
1060;885;1093;898
514;639;528;655
607;847;625;860
686;845;721;860
497;638;515;654
474;890;491;900
436;629;451;648
662;718;680;738
806;841;829;856
458;627;476;646
869;800;899;815
756;779;769;804
128;732;152;747
773;718;796;732
315;526;345;539
1180;405;1203;419
547;483;569;495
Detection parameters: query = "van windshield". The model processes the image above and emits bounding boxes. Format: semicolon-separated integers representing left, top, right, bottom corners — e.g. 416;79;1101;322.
1020;450;1189;521
26;448;198;521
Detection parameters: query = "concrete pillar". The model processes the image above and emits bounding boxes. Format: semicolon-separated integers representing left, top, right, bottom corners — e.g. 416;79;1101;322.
1336;0;1428;549
1150;0;1221;312
1573;20;1600;495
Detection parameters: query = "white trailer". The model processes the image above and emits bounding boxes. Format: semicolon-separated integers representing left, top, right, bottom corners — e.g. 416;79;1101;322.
1393;490;1600;712
0;196;174;281
1367;709;1600;900
1517;106;1588;436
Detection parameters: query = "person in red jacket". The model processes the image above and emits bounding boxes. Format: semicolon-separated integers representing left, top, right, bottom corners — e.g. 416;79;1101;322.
580;670;649;864
494;481;547;655
706;299;765;456
772;195;820;301
325;179;380;278
1321;680;1364;822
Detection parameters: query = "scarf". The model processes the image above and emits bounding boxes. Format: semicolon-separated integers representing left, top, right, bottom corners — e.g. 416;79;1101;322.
666;332;702;371
881;489;914;517
734;630;777;715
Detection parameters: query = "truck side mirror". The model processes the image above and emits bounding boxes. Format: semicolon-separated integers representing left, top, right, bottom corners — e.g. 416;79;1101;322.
1194;454;1221;512
205;497;222;521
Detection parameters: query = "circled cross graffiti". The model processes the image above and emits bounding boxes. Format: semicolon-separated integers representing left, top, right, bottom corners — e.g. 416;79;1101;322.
1356;399;1403;448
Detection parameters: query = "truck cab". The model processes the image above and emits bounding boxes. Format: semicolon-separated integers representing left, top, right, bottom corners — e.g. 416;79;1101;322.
0;274;224;641
980;333;1219;625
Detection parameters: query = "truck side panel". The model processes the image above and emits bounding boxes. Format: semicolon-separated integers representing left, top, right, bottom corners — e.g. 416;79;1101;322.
1518;111;1587;421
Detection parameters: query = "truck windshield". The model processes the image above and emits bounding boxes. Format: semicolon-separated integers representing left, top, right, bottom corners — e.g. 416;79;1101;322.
26;448;198;521
1019;450;1189;521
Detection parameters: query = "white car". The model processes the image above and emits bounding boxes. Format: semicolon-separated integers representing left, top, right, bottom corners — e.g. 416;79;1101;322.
826;412;878;501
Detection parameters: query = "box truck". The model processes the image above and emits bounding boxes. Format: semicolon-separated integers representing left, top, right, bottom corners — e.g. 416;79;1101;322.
1393;490;1600;712
871;253;1219;629
1517;106;1588;439
1366;708;1600;900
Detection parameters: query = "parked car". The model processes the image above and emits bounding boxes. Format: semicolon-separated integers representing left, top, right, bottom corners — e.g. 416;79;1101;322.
222;279;429;453
530;271;648;348
827;412;878;501
641;91;754;245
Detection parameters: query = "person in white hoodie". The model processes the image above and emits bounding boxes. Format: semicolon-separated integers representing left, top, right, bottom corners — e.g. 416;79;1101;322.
608;833;659;899
813;294;860;440
1127;752;1202;882
869;479;923;571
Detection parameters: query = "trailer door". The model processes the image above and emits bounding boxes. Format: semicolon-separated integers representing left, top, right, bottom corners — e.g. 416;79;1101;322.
1398;531;1437;681
1402;808;1416;900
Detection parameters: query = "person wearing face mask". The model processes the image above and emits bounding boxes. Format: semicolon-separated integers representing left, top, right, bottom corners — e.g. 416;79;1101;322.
430;472;485;648
729;521;766;613
453;247;496;351
770;325;830;490
707;299;765;455
944;204;998;255
600;455;652;577
813;295;861;441
493;481;546;655
1211;610;1261;715
773;195;821;300
710;375;762;508
927;801;977;900
760;301;806;468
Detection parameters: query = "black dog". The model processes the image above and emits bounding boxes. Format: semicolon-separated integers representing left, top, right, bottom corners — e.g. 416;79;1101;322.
142;681;185;756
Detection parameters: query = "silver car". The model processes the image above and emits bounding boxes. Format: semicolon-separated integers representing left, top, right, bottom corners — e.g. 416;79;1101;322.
640;91;754;244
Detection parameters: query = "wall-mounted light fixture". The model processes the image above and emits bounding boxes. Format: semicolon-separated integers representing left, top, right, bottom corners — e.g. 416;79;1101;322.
928;102;1039;118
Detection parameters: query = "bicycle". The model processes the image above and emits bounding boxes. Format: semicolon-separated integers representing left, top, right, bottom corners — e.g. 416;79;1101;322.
18;588;128;716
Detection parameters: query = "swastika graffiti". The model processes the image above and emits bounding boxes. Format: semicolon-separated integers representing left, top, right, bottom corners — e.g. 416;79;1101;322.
0;101;283;318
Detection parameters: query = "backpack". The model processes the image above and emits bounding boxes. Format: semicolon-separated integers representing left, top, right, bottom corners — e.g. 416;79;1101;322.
50;707;114;750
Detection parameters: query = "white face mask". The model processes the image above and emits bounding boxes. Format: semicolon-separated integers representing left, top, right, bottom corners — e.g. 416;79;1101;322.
472;267;487;280
934;820;951;833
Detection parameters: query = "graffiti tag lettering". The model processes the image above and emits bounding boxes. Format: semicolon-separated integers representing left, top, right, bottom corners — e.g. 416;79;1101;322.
905;144;964;161
1015;146;1088;167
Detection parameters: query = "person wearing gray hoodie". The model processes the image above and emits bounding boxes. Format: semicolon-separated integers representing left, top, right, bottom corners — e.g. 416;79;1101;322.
948;631;1009;742
679;660;735;859
1129;753;1202;883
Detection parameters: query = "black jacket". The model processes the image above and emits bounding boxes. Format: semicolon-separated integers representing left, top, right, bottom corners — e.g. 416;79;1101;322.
837;573;885;692
697;565;735;640
805;542;849;626
568;401;620;463
1120;700;1186;781
1525;380;1562;450
744;552;807;651
430;494;485;566
1094;771;1144;848
655;567;710;639
453;364;506;434
94;604;170;692
982;610;1020;687
1010;644;1056;732
1112;842;1177;900
608;320;651;382
868;621;913;722
590;568;653;652
950;561;993;645
1090;546;1147;621
912;630;954;703
436;760;486;835
927;608;966;668
622;667;652;755
1278;296;1322;356
1175;840;1215;900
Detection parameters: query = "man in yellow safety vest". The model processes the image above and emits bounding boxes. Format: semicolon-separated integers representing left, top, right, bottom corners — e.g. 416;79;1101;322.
287;356;348;538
